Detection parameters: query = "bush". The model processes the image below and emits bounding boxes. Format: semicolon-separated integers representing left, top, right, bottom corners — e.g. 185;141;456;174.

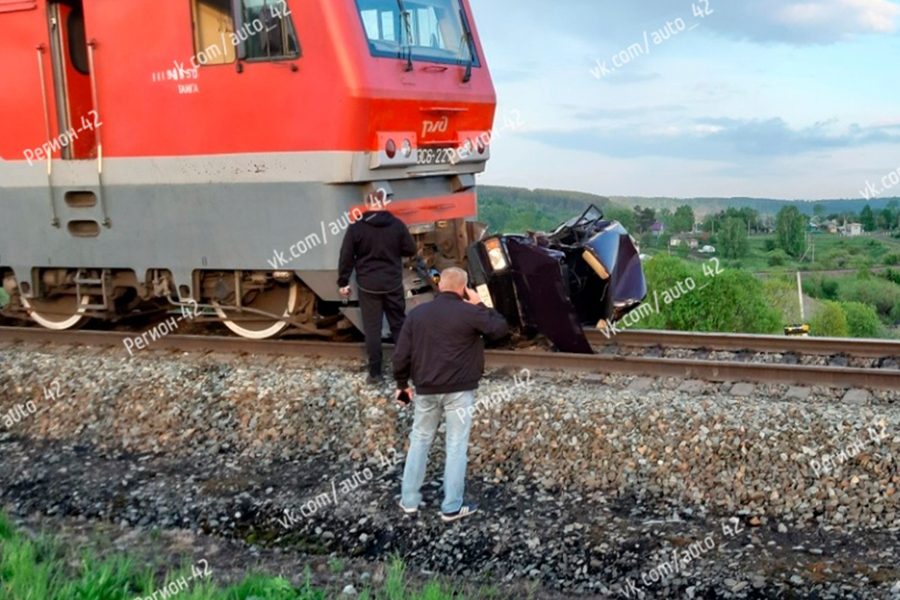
820;278;839;300
802;276;840;300
838;277;900;318
801;276;821;298
695;270;782;333
633;256;781;334
764;239;777;252
767;250;790;267
810;301;849;337
892;304;900;325
823;250;849;270
884;253;900;266
635;256;696;331
839;302;883;338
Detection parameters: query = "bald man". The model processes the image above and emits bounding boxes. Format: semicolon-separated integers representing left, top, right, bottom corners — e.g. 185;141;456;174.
392;267;509;523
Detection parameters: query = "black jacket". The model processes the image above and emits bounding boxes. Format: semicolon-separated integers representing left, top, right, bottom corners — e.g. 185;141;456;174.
337;211;417;293
393;292;510;394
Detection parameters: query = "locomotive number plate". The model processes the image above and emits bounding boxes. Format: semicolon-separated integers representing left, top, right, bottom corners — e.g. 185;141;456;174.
417;146;458;166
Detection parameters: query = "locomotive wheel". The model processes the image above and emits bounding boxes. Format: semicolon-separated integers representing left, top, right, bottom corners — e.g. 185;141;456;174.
21;295;92;330
213;280;300;340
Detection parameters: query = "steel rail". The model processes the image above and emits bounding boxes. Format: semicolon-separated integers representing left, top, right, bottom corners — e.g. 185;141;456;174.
586;329;900;359
1;326;897;390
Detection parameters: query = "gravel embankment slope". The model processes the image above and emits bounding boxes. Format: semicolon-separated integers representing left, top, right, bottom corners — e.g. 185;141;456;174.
0;343;897;598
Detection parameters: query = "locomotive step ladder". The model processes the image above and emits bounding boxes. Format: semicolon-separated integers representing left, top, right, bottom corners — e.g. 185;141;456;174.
39;1;110;230
74;269;109;311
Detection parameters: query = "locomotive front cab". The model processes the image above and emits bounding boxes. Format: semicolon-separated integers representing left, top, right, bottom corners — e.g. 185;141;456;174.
327;0;497;332
350;0;494;169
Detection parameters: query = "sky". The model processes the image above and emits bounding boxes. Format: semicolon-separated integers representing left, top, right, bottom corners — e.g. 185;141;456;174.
469;0;900;200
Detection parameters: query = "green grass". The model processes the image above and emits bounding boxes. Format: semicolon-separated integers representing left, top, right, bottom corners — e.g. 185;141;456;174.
745;233;900;272
327;557;345;575
0;513;471;600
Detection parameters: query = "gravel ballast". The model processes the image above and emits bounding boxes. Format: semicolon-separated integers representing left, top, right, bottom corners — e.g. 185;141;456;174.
0;342;898;598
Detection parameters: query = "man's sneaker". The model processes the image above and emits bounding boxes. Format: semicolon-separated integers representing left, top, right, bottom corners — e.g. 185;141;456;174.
398;501;418;516
441;503;478;523
366;374;384;385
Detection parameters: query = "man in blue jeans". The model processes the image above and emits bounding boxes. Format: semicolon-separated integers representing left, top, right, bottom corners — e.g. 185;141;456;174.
392;267;509;522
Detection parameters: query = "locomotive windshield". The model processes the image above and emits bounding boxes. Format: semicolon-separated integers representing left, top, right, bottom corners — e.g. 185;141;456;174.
355;0;479;66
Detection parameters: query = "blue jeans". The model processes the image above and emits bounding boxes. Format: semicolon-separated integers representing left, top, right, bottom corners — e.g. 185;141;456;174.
401;391;474;514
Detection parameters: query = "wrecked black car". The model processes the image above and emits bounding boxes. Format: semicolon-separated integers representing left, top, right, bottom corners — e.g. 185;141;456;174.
467;205;647;354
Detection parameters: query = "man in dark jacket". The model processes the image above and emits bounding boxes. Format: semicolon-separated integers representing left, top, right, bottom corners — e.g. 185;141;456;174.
393;267;509;523
338;194;417;384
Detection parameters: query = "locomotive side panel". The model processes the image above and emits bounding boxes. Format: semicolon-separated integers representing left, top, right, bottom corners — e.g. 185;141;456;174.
0;1;58;163
83;1;356;157
1;0;496;337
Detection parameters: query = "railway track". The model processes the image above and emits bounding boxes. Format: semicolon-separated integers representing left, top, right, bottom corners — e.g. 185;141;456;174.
1;325;898;390
586;329;900;358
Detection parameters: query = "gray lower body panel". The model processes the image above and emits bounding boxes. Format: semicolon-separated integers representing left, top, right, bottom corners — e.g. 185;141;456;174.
0;169;468;302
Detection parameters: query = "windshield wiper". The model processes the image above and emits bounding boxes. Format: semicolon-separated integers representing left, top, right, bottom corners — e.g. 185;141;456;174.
396;0;414;72
459;8;475;82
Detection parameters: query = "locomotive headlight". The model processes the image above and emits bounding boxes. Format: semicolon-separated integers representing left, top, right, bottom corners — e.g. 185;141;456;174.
484;238;510;273
372;132;416;169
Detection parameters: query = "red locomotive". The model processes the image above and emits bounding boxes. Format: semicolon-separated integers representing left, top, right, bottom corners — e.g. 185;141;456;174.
0;0;495;338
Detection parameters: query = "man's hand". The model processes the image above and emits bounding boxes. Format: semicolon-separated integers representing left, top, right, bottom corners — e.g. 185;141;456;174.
339;286;352;298
463;287;482;305
395;388;414;407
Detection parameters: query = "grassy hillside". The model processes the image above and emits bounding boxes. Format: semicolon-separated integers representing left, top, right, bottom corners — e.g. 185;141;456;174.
638;232;900;272
608;196;900;218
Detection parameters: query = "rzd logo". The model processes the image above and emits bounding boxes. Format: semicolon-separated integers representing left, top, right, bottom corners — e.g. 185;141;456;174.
422;116;449;138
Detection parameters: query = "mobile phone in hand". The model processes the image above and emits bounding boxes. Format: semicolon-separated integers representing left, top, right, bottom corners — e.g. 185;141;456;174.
397;389;411;405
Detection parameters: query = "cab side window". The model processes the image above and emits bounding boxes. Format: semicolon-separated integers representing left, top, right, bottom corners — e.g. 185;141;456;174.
189;0;299;65
239;0;300;60
191;0;237;65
